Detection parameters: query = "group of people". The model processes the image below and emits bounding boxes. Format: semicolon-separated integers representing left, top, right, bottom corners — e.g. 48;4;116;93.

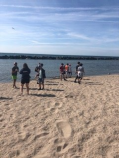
59;63;72;81
12;62;46;95
11;61;84;94
59;62;85;84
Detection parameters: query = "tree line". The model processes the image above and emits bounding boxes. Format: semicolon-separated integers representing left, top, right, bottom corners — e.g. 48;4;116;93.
0;54;119;60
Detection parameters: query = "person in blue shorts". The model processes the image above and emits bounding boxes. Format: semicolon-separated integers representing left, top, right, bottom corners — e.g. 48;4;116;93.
12;62;19;88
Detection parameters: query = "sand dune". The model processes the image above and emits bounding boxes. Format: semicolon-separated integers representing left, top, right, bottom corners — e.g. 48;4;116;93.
0;75;119;158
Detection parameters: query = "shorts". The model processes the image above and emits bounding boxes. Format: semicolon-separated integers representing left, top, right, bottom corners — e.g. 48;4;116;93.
61;71;65;75
78;72;83;78
65;71;68;75
38;78;44;84
21;78;30;84
12;75;17;80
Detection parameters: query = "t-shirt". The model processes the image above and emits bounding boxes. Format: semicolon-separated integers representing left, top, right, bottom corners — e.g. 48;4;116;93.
65;65;69;71
68;65;72;72
78;66;84;72
76;65;79;71
60;65;65;73
20;68;31;79
39;70;42;78
38;68;46;79
12;66;19;76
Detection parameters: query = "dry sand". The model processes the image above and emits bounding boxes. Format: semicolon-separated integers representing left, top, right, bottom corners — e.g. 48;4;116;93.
0;75;119;158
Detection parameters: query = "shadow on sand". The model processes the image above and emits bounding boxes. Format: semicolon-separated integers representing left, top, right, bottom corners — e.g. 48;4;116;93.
46;89;64;91
85;82;103;85
45;83;59;85
30;93;56;97
0;97;12;100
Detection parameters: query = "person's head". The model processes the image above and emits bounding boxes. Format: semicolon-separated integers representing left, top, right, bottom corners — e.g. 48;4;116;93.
77;62;80;65
14;62;17;66
61;63;64;66
67;63;69;65
80;63;83;66
41;63;43;67
23;63;28;68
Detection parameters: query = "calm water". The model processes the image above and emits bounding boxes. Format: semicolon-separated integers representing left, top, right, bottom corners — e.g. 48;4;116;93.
0;59;119;83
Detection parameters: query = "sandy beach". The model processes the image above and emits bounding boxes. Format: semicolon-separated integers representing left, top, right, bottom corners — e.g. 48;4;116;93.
0;75;119;158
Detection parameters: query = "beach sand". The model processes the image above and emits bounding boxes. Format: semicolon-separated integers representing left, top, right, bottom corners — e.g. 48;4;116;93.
0;75;119;158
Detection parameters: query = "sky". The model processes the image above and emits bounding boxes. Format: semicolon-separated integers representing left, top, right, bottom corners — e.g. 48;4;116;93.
0;0;119;56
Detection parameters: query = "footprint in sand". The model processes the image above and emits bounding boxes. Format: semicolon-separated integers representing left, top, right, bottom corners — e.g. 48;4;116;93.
56;121;73;139
54;138;69;154
55;102;63;108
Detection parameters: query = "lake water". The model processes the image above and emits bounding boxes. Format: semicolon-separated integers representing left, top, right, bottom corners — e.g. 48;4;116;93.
0;59;119;83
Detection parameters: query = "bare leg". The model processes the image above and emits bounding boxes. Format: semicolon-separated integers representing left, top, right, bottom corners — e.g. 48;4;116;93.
63;74;67;81
60;73;62;81
21;84;24;94
38;83;41;90
42;83;44;89
13;79;16;88
26;83;29;95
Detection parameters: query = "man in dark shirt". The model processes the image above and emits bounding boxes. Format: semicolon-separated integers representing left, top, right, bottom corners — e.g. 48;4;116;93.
12;62;19;88
20;63;31;95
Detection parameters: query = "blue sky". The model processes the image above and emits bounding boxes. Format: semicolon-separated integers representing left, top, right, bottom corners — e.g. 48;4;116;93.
0;0;119;56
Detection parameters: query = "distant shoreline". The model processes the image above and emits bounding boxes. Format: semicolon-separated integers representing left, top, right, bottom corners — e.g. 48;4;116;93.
0;54;119;60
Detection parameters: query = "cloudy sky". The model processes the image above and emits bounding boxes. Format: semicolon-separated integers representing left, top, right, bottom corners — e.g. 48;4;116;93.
0;0;119;56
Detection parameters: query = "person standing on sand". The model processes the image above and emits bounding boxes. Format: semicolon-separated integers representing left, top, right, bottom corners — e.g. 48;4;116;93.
65;63;69;78
77;63;85;84
37;63;46;90
20;63;31;95
35;63;41;81
68;64;72;77
12;62;19;88
59;63;67;81
74;62;80;83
